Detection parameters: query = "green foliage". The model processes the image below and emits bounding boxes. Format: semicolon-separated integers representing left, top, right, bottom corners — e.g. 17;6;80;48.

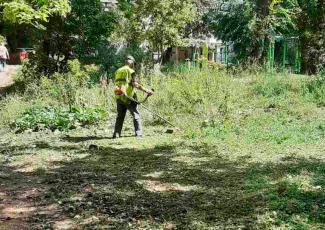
302;74;325;106
0;95;39;127
13;106;107;132
252;75;291;98
14;59;101;97
0;35;6;44
17;0;118;74
40;60;97;109
2;0;71;29
206;0;325;73
99;43;149;77
13;59;40;93
65;0;117;63
143;68;325;145
205;1;254;59
125;0;197;61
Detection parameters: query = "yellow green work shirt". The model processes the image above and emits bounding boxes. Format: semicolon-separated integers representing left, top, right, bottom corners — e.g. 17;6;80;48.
114;65;136;104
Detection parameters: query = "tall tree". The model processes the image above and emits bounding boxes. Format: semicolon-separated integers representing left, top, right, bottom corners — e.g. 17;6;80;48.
294;0;325;73
124;0;197;63
205;0;314;67
25;0;117;74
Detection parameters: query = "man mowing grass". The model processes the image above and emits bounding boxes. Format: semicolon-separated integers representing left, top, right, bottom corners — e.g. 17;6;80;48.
112;55;154;138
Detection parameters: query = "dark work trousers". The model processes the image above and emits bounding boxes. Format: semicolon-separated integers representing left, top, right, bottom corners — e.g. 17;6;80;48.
113;100;142;137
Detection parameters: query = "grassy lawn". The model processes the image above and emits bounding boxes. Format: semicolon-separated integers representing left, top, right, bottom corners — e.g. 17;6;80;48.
0;125;324;229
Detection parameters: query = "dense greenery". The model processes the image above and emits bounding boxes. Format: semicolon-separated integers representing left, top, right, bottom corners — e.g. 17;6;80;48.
1;68;325;228
0;1;324;229
13;106;107;132
1;0;324;73
206;0;325;73
2;0;70;29
126;0;197;62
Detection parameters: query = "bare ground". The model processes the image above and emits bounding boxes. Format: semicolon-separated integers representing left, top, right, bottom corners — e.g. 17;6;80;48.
0;65;18;89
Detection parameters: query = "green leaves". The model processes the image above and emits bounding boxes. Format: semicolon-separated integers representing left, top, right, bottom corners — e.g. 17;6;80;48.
40;60;95;109
125;0;197;57
3;0;71;29
13;106;108;132
206;0;325;72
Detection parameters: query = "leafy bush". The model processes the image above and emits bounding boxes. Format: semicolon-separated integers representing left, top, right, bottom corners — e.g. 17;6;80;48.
0;95;34;127
13;106;107;132
252;75;291;98
143;69;234;131
13;60;40;93
41;60;101;109
302;74;325;106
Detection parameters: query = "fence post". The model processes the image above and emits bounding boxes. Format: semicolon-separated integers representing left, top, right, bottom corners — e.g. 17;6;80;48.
282;40;287;71
224;44;228;65
267;37;275;72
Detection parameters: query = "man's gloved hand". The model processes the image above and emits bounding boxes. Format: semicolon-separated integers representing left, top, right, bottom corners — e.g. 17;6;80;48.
114;85;126;95
145;89;154;96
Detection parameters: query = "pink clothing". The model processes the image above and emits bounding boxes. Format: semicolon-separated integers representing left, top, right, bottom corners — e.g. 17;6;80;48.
0;45;9;60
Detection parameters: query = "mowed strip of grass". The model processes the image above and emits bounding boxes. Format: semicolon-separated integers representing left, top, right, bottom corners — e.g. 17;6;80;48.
0;126;324;229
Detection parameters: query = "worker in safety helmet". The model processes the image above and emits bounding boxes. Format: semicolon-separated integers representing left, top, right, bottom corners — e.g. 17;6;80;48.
113;55;154;138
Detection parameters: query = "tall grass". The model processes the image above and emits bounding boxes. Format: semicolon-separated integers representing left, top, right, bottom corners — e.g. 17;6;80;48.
142;70;325;144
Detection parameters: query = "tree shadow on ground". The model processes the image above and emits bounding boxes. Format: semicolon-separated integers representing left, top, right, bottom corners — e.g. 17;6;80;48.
1;140;325;229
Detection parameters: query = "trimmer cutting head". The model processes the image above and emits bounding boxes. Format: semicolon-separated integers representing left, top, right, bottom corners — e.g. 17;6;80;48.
165;128;181;134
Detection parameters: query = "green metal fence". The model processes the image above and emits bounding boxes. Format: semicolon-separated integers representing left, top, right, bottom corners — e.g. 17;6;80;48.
267;35;301;74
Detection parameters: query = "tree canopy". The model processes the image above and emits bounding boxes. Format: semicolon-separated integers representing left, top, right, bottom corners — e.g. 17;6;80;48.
205;0;325;73
2;0;71;29
0;0;324;73
126;0;197;61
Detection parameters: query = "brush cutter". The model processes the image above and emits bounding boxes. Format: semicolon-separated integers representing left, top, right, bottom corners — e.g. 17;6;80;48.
123;91;179;133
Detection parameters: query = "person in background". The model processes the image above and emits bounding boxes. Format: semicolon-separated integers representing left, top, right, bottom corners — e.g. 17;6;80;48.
0;43;9;72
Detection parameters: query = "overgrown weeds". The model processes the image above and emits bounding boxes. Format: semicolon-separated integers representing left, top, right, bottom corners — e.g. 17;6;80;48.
142;70;325;145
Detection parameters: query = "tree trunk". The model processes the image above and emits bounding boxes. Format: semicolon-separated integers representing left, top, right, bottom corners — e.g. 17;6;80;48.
162;47;172;64
300;0;325;74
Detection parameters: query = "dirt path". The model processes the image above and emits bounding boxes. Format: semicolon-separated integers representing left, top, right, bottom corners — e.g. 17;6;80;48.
0;65;19;88
0;170;40;230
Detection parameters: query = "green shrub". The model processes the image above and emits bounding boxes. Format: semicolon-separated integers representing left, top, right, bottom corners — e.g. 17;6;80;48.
85;64;101;86
143;69;229;129
13;60;40;93
0;95;32;127
41;60;94;110
12;106;107;132
161;61;200;74
302;74;325;106
252;75;290;98
98;43;150;77
13;59;102;98
0;95;57;128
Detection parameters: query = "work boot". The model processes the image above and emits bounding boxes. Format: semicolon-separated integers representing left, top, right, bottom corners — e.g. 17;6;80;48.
135;131;142;138
135;134;142;138
112;133;120;139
